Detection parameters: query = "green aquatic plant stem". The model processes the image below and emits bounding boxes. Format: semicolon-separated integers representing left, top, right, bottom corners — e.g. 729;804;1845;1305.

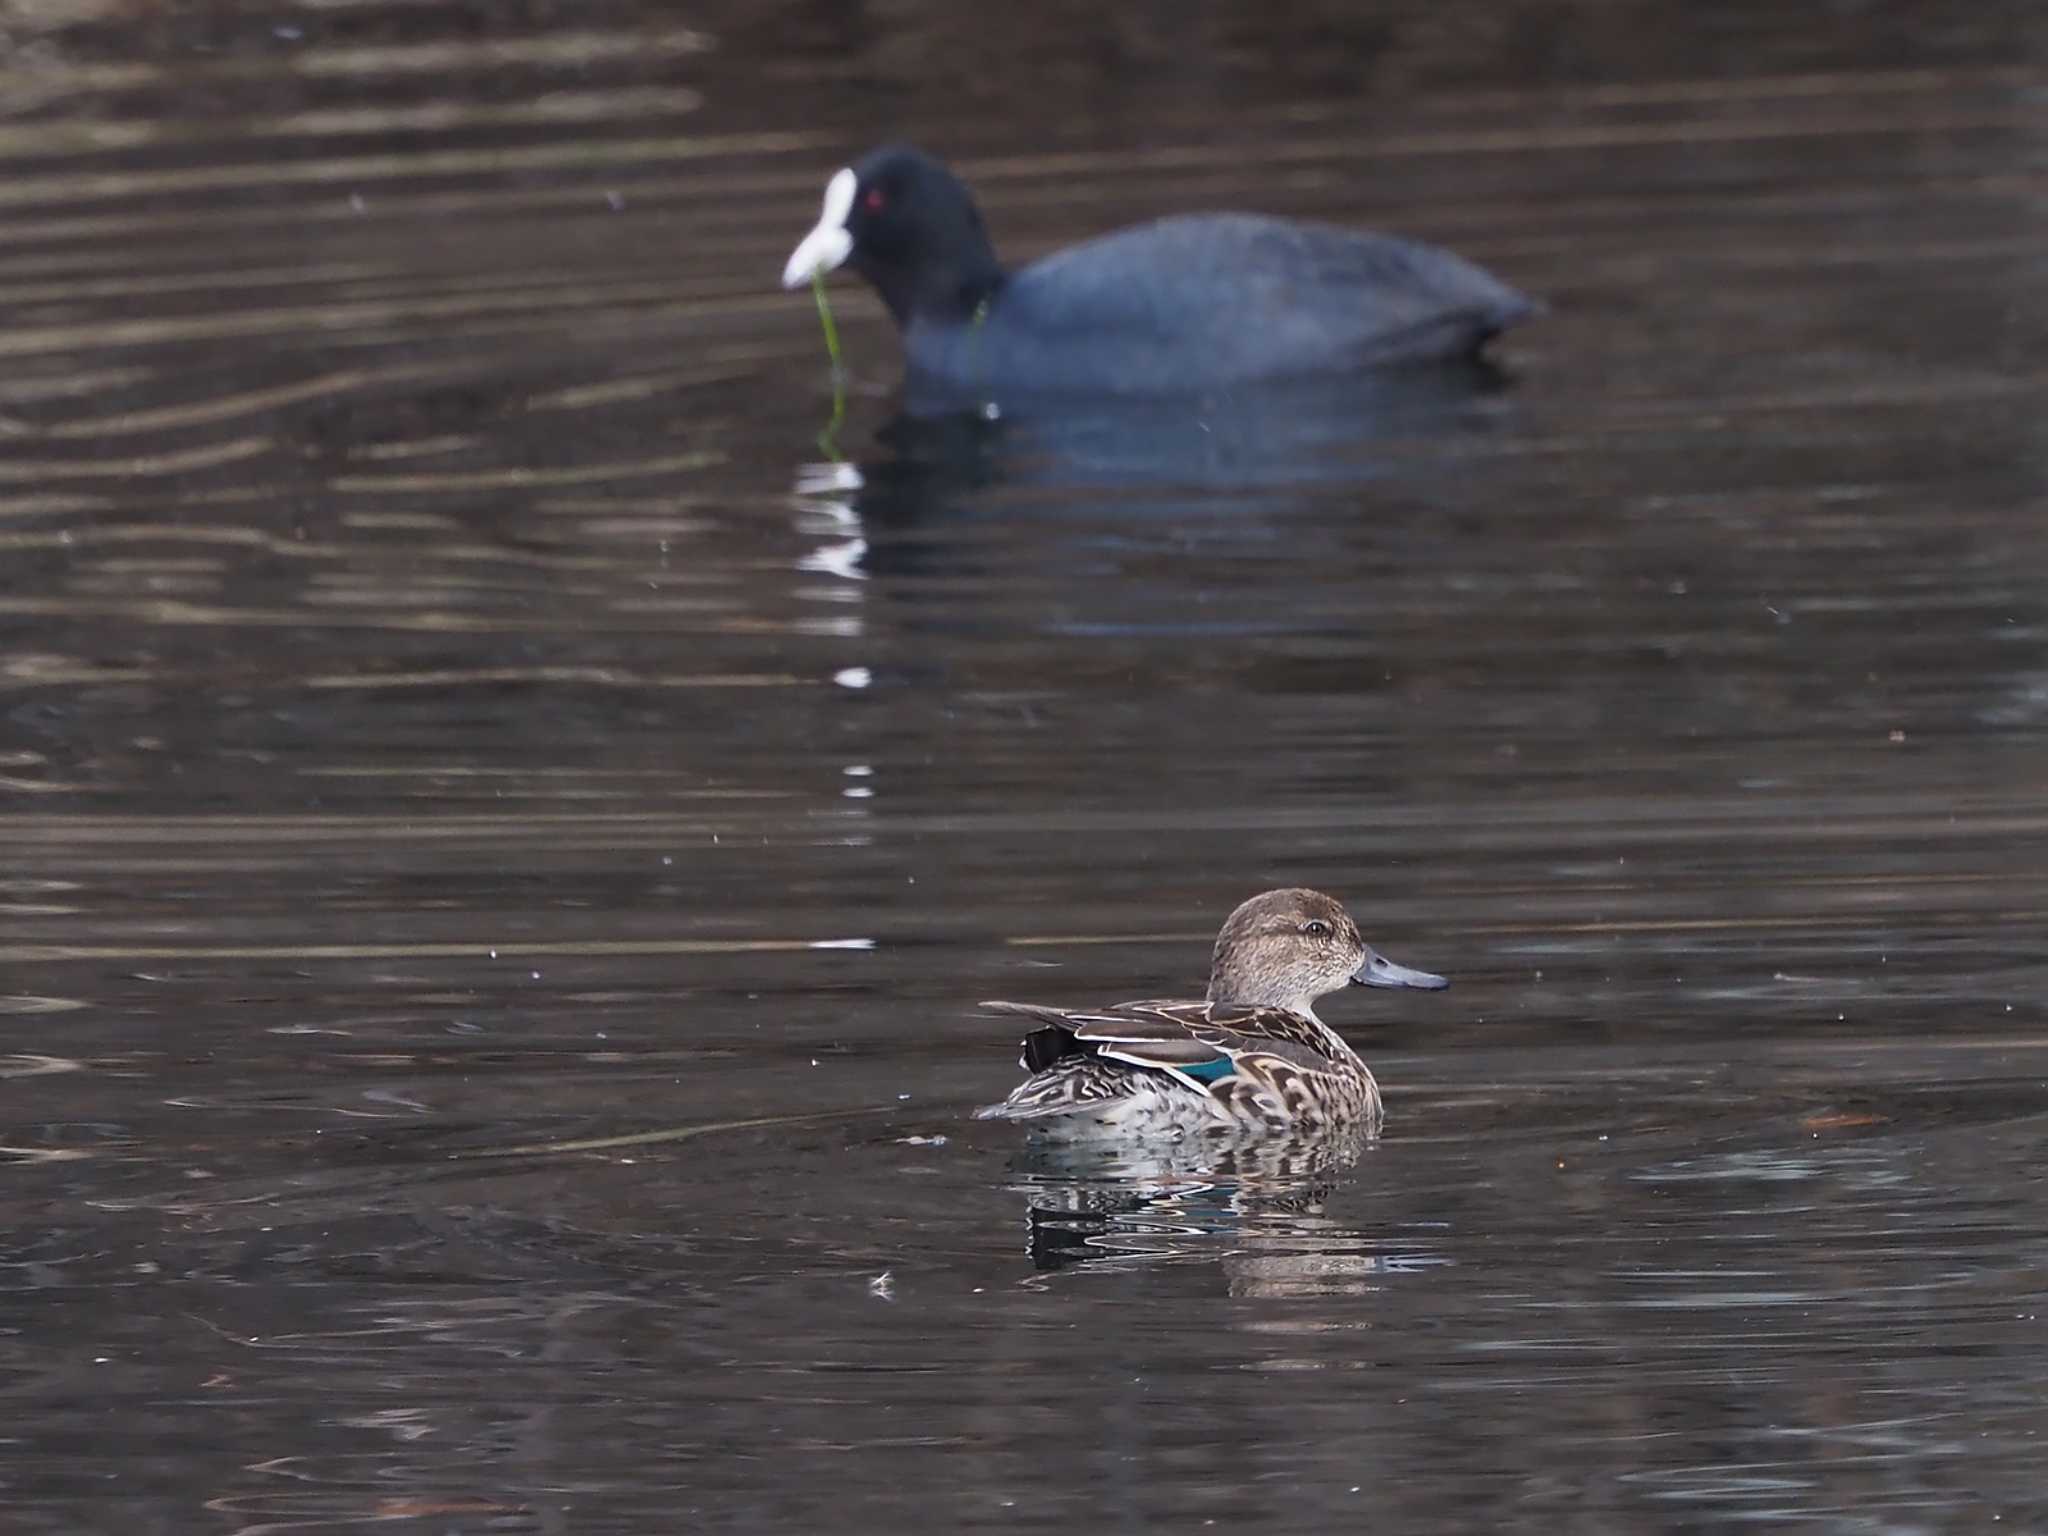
811;268;843;374
811;268;848;457
968;296;990;390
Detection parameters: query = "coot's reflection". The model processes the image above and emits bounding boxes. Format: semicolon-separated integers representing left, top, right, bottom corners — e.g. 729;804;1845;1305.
846;358;1516;577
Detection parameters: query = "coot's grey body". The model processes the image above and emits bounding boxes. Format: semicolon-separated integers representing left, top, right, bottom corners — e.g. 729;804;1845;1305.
782;146;1537;396
910;213;1533;394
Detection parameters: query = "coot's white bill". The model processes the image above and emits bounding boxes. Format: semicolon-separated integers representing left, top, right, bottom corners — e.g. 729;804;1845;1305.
781;167;857;289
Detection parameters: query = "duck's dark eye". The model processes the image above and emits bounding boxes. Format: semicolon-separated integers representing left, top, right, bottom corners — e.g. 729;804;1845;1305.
1301;919;1332;938
863;187;887;212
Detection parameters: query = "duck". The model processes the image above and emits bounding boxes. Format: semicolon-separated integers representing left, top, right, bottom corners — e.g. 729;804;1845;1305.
781;145;1536;396
975;887;1447;1137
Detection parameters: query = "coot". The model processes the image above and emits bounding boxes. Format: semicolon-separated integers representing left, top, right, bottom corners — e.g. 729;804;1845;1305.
782;145;1535;395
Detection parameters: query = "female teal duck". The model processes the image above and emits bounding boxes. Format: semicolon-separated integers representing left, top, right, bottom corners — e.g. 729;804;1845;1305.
976;888;1447;1138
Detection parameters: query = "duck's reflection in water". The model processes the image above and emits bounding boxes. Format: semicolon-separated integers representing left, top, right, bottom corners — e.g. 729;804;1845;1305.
1004;1126;1450;1287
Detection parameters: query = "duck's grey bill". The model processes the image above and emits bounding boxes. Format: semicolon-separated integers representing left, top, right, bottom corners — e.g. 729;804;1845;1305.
1352;950;1449;990
781;167;857;289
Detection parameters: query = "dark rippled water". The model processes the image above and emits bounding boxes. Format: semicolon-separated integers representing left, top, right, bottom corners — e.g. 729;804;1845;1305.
2;2;2045;1531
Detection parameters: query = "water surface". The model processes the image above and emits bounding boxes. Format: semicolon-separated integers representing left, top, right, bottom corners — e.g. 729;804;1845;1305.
2;2;2046;1531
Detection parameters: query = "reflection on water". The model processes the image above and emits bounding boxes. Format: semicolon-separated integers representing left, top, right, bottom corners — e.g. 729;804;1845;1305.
892;354;1518;483
1007;1123;1386;1273
3;0;2048;1531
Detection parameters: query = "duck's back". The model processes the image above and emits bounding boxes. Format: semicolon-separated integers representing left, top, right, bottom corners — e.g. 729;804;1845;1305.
906;213;1533;394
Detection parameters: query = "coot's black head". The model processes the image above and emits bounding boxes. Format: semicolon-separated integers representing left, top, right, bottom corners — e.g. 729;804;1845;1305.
781;145;1005;330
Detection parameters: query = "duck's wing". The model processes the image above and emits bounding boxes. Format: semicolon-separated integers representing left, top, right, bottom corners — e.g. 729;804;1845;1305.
1196;1003;1352;1069
980;997;1233;1079
981;998;1350;1083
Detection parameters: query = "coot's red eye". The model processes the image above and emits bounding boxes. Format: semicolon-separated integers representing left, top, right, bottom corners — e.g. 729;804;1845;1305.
863;187;886;212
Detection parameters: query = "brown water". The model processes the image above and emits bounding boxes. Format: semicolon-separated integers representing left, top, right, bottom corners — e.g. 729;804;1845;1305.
3;2;2047;1531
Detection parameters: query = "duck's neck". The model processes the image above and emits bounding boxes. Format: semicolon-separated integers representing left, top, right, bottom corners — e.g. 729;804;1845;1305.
1206;984;1323;1025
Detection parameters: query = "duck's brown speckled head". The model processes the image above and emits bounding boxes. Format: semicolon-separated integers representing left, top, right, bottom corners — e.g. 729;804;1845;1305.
1206;888;1446;1015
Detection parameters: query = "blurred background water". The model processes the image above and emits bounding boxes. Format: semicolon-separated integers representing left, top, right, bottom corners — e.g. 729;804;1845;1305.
0;1;2044;1531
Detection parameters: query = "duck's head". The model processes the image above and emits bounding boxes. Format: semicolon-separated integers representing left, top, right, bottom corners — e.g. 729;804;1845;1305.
781;144;1004;329
1207;888;1447;1017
